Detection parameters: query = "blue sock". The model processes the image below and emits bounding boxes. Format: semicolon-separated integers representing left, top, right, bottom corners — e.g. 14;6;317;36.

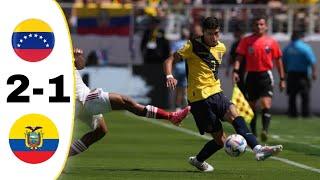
232;116;259;149
196;139;223;162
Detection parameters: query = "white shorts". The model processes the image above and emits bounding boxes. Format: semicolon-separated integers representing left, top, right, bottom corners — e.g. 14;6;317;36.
75;88;112;129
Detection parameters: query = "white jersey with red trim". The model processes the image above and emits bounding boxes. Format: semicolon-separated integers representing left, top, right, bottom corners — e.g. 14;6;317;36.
75;70;90;103
74;70;112;128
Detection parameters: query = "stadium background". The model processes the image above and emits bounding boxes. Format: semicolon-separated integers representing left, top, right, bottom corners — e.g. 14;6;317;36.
57;0;320;115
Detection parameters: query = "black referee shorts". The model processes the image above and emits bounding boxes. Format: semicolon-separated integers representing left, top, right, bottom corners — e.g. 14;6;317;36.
189;92;232;135
245;71;274;101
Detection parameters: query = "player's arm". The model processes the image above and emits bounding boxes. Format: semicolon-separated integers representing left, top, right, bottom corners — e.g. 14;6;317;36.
232;54;244;83
163;52;182;90
226;43;237;77
74;48;85;70
275;57;286;92
232;38;246;84
312;64;317;80
226;55;233;77
305;46;317;80
273;40;286;92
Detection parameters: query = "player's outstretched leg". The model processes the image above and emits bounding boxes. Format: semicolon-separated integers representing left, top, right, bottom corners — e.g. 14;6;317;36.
232;116;283;160
250;110;257;136
249;101;257;136
226;105;283;161
109;93;190;125
189;129;225;172
260;97;273;142
261;108;271;142
69;115;108;157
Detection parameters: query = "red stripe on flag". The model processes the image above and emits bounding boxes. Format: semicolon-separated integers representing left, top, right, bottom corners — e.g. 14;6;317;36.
14;49;53;62
14;151;55;164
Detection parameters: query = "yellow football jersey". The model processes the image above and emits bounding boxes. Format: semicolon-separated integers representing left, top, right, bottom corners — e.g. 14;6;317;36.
177;38;226;102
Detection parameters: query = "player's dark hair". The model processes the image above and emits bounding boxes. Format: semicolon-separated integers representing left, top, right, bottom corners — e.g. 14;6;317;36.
252;14;268;23
291;30;304;41
201;17;220;31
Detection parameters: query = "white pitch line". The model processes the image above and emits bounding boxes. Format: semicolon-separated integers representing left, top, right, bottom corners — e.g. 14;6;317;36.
270;135;320;149
270;156;320;173
124;112;320;174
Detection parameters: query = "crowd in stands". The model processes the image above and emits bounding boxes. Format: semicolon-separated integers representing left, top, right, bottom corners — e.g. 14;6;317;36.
58;0;320;37
58;0;319;5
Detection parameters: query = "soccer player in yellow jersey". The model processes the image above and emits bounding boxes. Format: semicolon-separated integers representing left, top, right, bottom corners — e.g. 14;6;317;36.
163;17;283;172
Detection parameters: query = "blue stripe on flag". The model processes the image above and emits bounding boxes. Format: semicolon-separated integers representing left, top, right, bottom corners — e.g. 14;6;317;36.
12;32;54;49
77;16;130;28
9;139;59;151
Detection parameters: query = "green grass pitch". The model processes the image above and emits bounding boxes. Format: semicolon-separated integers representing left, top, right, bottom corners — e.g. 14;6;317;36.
60;111;320;180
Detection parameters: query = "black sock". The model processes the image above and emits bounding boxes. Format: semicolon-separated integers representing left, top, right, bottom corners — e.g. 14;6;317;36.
250;110;257;136
69;128;106;157
196;140;223;162
69;139;88;157
262;108;271;132
232;116;259;149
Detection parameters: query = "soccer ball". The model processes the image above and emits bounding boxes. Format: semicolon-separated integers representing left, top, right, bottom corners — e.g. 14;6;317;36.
224;134;247;157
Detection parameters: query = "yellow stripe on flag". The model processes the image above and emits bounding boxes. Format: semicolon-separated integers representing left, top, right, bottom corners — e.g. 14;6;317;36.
231;85;254;124
14;19;52;32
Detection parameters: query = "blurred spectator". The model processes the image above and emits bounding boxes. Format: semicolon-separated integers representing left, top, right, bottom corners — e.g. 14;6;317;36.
86;49;109;66
282;31;317;117
86;51;99;66
165;9;188;40
140;17;170;64
171;28;190;110
190;23;203;38
226;25;246;94
268;0;288;33
228;8;247;33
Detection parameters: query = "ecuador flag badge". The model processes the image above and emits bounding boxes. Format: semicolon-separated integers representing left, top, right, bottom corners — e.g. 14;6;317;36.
9;114;59;164
11;19;55;62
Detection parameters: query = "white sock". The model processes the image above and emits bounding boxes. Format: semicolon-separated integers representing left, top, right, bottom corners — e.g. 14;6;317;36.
145;105;158;118
253;145;262;153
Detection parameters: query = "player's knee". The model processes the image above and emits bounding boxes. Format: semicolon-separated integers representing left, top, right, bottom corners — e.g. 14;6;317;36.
94;126;107;139
210;130;226;146
121;95;132;103
214;136;225;146
99;124;108;134
224;105;239;123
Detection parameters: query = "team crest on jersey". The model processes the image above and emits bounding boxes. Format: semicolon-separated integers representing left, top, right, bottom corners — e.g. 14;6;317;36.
265;45;271;54
248;46;254;54
25;126;43;150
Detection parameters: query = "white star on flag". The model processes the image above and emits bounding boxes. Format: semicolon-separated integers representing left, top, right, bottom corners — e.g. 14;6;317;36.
34;34;38;37
40;36;43;39
29;33;32;37
46;44;49;47
43;39;47;43
24;36;27;39
17;44;20;47
20;39;23;43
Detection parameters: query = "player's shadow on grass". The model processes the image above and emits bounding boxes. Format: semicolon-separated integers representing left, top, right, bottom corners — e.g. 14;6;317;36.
93;168;200;173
